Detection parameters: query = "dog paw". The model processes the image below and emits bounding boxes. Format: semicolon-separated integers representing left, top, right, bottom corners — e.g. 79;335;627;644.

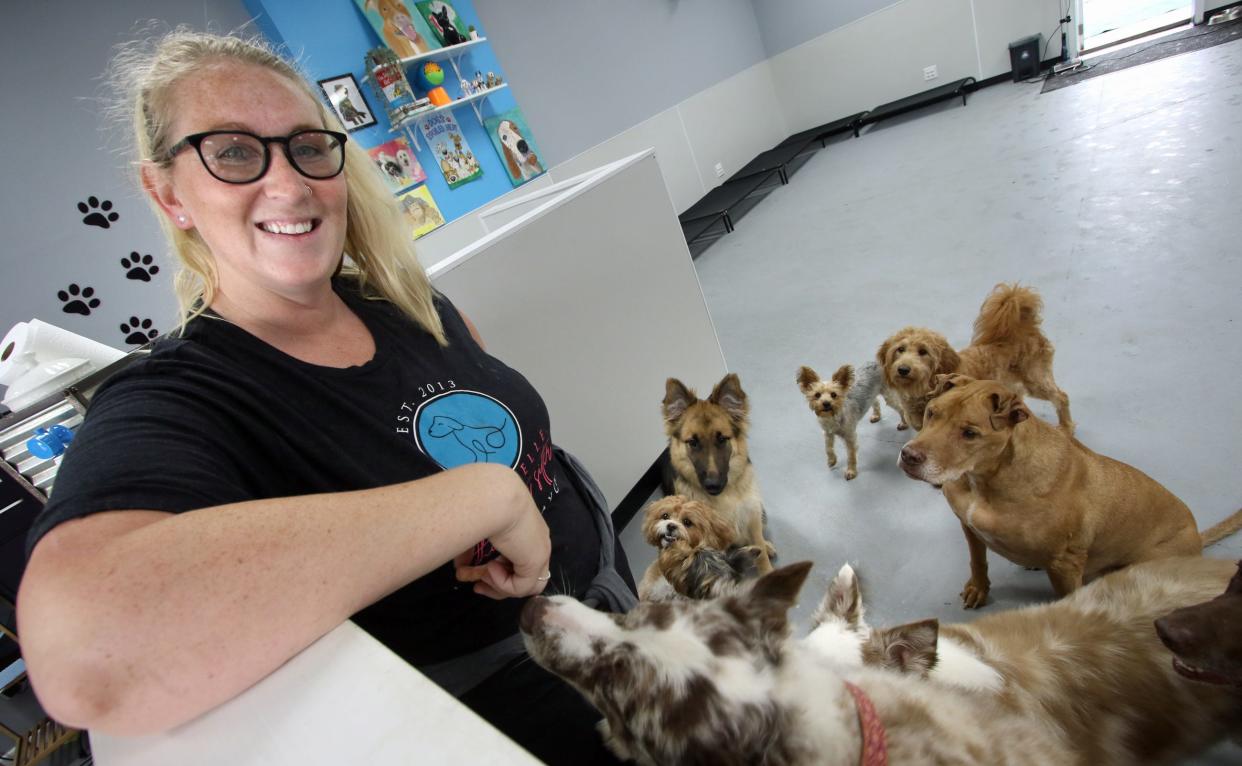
869;414;881;423
896;422;909;431
844;469;857;480
960;580;989;609
827;455;837;468
764;540;777;560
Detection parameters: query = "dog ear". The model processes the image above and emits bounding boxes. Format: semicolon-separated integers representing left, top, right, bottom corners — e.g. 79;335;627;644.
796;365;820;393
663;378;696;424
831;364;855;389
709;373;749;423
933;336;961;376
750;561;813;613
988;390;1030;430
702;507;738;550
864;619;939;677
930;373;973;399
726;545;763;580
876;336;895;368
812;563;865;629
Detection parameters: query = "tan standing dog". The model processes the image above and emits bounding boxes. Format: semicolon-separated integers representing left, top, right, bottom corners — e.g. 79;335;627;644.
897;374;1239;608
877;283;1073;432
662;374;774;575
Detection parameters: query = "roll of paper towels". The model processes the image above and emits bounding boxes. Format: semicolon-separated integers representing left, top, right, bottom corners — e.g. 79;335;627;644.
1;320;126;408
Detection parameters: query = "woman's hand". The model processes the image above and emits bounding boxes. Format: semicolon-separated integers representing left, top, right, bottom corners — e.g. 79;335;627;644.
454;487;551;599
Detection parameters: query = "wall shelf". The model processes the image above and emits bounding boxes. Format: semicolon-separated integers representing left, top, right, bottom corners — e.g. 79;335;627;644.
392;84;508;149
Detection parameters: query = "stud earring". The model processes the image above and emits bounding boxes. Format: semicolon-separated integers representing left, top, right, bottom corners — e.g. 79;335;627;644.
177;215;187;224
303;184;312;198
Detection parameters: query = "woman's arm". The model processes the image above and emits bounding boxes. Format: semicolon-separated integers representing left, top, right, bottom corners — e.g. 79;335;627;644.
16;462;548;736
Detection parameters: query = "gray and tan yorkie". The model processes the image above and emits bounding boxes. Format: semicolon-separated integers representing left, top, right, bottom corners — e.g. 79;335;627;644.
796;361;885;480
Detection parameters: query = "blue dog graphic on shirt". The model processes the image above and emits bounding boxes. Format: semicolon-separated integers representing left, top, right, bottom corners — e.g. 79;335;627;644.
427;415;509;463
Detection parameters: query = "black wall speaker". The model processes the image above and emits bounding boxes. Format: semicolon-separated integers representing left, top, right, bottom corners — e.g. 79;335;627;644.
1008;34;1043;82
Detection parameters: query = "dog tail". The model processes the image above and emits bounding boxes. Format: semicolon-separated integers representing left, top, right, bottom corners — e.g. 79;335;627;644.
1201;507;1242;547
971;283;1044;347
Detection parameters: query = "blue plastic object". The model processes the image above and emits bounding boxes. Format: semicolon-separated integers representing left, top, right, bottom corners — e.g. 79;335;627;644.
26;425;75;460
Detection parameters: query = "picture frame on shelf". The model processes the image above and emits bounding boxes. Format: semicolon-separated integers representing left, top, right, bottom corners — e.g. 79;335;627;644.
318;74;377;132
353;0;440;58
415;1;470;47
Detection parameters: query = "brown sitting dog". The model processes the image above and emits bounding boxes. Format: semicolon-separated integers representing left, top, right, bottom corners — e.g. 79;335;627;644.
1155;560;1242;687
898;374;1241;608
877;283;1073;432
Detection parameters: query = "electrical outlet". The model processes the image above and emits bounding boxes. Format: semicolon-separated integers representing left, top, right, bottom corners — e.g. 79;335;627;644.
923;65;938;81
714;162;725;178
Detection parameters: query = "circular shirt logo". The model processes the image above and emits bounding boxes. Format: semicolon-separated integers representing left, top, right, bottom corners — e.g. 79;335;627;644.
414;390;521;469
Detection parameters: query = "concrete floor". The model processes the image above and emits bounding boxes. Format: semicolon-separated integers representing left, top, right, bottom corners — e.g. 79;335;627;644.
621;37;1242;764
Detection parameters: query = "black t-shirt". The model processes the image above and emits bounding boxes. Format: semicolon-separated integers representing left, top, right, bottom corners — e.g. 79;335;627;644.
27;277;601;666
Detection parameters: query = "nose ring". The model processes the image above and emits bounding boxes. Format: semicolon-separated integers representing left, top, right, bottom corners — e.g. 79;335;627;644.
303;184;312;198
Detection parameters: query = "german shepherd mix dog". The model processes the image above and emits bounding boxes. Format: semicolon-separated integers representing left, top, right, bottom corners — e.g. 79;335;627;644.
1156;560;1242;687
521;563;1076;765
662;373;774;574
811;557;1242;765
877;283;1073;432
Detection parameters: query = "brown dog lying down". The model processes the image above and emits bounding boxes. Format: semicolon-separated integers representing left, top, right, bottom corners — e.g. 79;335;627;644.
899;374;1242;607
1156;560;1242;687
877;282;1073;432
812;556;1242;765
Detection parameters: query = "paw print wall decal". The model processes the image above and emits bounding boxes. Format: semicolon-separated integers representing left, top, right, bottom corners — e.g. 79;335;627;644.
120;317;159;345
121;252;160;281
78;196;119;228
57;284;101;316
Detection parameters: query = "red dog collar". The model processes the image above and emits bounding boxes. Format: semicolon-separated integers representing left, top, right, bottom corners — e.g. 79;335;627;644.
844;681;888;766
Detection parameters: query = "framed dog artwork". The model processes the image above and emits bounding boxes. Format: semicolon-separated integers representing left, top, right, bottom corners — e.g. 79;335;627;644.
365;137;426;192
483;108;545;187
353;0;440;58
398;185;445;239
418;112;483;189
317;73;377;132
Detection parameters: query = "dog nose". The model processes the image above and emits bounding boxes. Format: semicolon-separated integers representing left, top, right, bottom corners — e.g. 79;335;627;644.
1154;616;1190;653
520;596;549;634
900;446;925;466
897;365;911;377
702;475;724;495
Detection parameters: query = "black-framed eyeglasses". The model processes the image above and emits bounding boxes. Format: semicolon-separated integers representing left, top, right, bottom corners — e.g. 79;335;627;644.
166;129;348;184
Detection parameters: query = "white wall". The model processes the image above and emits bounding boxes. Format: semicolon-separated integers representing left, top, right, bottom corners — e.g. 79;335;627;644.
413;58;785;269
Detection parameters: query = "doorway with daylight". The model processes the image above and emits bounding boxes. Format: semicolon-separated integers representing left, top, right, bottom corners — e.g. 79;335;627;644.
1078;0;1192;54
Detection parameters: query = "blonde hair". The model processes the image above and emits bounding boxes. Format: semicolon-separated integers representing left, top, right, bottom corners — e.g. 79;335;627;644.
109;27;446;344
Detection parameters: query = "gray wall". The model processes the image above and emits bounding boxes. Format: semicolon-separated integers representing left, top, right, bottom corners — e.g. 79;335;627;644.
473;0;768;167
750;0;900;57
0;1;255;363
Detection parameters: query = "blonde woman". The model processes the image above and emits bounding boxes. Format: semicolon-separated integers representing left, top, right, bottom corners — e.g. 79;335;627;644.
17;30;633;764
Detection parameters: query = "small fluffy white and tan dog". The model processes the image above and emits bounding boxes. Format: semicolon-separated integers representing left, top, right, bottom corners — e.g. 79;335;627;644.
495;119;543;180
521;563;1079;765
796;361;885;480
636;495;737;600
808;557;1242;765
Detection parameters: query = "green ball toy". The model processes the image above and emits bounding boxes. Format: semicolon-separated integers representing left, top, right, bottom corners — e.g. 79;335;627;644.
418;61;445;90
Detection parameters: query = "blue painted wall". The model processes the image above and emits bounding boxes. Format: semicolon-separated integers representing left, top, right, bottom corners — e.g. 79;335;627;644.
244;0;526;224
